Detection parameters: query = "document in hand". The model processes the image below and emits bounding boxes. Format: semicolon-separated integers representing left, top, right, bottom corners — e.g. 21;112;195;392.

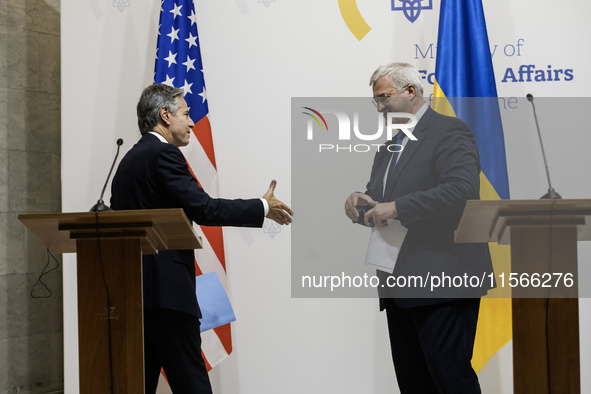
364;219;408;274
195;271;236;332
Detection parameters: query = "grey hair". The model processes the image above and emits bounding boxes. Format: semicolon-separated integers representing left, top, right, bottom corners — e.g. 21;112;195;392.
369;63;424;97
137;84;184;135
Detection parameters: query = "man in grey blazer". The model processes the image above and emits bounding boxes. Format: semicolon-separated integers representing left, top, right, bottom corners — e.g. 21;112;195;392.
345;63;493;393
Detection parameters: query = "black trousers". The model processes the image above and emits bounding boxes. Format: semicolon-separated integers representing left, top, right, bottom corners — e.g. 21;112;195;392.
144;308;213;394
385;298;481;394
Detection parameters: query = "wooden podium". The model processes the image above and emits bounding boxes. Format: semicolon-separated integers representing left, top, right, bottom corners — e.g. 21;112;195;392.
455;199;591;394
18;209;202;393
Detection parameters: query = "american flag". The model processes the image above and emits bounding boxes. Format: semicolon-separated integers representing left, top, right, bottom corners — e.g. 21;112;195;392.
154;0;232;371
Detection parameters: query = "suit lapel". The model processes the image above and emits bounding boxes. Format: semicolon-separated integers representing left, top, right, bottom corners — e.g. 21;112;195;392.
382;107;433;201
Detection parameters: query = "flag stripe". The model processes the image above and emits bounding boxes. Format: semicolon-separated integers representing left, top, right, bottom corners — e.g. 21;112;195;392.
193;224;228;285
213;323;233;354
194;259;203;276
200;226;227;271
181;126;219;196
201;329;230;369
201;351;212;371
193;115;217;169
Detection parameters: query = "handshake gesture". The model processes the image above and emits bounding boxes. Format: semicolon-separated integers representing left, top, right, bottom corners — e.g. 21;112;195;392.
344;192;397;227
262;180;293;225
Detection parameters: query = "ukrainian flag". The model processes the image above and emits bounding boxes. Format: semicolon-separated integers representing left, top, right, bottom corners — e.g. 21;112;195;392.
432;0;512;373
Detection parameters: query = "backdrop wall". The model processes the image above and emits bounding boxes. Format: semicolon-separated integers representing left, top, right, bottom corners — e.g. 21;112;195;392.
61;0;591;392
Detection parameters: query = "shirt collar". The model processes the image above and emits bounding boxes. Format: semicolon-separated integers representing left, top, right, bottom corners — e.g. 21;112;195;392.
413;102;429;126
148;131;168;143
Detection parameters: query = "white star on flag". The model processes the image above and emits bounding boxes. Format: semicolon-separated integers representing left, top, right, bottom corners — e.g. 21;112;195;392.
183;56;196;72
162;75;175;86
164;51;177;67
170;3;183;18
185;33;198;48
167;26;180;43
188;9;198;26
198;86;207;103
182;80;193;95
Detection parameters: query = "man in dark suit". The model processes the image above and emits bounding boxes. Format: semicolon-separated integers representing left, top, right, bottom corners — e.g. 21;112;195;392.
111;84;293;393
345;63;493;393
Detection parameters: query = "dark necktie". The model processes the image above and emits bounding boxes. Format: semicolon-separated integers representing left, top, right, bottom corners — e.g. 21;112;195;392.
384;131;405;197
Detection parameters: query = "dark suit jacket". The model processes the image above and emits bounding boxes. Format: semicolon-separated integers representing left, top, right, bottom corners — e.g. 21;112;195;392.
111;133;264;318
365;107;493;308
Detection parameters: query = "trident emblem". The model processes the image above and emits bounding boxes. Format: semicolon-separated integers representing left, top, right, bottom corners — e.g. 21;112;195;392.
391;0;433;23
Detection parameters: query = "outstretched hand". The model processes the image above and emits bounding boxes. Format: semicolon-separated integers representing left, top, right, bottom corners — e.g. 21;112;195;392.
263;180;293;225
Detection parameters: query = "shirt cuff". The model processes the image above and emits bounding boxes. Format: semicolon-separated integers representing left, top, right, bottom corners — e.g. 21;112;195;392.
260;198;269;217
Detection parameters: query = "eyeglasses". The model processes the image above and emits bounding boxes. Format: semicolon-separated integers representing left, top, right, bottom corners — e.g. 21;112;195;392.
372;85;409;107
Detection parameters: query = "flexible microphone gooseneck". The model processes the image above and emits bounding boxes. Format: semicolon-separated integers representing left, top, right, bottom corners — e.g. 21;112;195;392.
526;94;562;199
90;138;124;211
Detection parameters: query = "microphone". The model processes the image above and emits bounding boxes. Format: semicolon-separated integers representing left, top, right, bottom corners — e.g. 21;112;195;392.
90;138;124;211
526;94;562;199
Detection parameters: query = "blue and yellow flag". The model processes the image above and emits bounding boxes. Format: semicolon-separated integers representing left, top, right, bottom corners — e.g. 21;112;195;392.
433;0;512;373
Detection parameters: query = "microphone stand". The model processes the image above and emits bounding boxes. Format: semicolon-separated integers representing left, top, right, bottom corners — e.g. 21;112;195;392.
90;138;124;211
526;94;562;199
